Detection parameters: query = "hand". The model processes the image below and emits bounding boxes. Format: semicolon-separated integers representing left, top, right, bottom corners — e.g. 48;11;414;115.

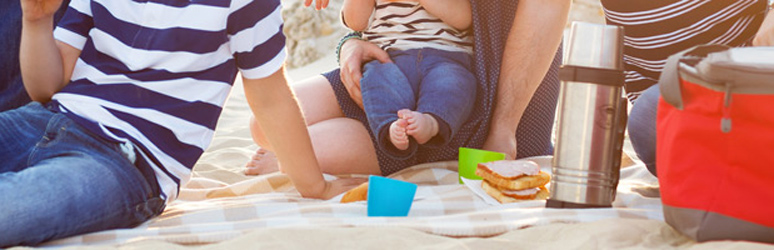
482;127;517;160
304;0;329;10
20;0;64;22
316;178;368;200
339;39;392;109
753;11;774;46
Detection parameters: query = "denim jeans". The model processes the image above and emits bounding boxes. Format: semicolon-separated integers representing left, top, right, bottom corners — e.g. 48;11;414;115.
627;84;659;177
360;48;476;159
0;102;164;247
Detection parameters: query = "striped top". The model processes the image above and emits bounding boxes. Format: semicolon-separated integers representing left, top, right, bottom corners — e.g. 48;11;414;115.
602;0;767;102
53;0;286;202
360;0;473;54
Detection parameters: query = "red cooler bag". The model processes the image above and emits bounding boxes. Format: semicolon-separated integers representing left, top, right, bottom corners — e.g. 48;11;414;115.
657;45;774;243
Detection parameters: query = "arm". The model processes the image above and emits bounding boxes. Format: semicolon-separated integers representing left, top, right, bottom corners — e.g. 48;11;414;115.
243;68;362;199
753;8;774;46
482;0;571;159
20;0;80;102
419;0;471;30
341;0;375;31
337;35;393;109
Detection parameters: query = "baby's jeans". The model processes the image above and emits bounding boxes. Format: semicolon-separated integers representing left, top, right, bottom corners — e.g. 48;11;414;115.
360;48;476;159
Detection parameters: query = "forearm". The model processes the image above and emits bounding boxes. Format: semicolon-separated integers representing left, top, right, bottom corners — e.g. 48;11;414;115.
341;0;374;31
243;69;326;198
753;9;774;46
20;18;67;102
419;0;471;30
492;0;570;133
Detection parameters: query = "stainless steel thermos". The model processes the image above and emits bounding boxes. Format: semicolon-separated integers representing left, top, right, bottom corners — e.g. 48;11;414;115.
546;22;627;208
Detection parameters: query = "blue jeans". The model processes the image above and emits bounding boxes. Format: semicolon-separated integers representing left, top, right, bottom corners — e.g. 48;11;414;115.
627;84;659;177
0;103;164;247
360;48;476;159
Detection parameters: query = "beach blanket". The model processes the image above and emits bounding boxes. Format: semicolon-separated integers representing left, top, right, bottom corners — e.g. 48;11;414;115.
26;78;773;250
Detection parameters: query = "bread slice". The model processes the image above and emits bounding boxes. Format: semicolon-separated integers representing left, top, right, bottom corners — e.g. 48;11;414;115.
340;182;369;203
481;180;549;203
476;161;551;190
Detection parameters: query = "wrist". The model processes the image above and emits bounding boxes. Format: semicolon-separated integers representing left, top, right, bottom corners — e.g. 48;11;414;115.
297;178;328;199
336;31;363;65
23;16;55;27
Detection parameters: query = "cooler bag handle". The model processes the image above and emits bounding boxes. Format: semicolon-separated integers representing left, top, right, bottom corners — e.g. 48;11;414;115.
658;45;731;110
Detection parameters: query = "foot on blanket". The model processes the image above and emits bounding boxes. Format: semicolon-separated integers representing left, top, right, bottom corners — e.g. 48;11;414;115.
245;148;280;175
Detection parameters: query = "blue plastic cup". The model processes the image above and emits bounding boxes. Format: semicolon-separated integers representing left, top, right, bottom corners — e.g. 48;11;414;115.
367;175;417;217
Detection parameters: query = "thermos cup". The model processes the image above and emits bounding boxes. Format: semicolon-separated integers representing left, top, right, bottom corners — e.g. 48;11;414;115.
546;22;627;208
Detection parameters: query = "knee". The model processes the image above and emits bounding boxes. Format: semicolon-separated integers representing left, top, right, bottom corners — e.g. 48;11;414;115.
249;116;272;151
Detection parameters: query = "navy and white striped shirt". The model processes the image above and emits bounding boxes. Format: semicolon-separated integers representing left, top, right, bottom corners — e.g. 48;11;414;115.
53;0;286;202
602;0;767;102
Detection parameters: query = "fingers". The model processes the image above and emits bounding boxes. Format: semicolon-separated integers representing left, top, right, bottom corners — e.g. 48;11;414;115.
304;0;312;7
366;44;393;64
315;0;321;10
342;59;365;108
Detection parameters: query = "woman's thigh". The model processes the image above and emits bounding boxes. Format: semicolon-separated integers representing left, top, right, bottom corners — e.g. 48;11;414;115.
292;75;346;125
308;117;381;175
250;75;346;147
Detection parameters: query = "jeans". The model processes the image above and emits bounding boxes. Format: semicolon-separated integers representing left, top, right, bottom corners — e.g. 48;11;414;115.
627;84;659;177
0;102;164;247
360;48;476;159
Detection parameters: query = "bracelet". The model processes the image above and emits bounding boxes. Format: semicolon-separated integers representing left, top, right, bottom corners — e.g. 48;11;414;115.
335;31;363;66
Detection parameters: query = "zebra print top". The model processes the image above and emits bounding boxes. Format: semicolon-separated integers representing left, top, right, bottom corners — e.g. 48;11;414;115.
360;1;473;54
601;0;768;102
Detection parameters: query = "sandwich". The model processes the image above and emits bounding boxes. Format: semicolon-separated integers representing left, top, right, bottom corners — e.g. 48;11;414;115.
475;160;551;203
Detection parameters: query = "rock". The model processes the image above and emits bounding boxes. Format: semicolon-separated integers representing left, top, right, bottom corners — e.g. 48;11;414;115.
282;0;348;68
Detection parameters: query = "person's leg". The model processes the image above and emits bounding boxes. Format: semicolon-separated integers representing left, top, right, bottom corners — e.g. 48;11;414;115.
413;50;477;146
0;109;162;247
245;75;381;176
0;103;50;173
627;84;659;177
360;60;418;157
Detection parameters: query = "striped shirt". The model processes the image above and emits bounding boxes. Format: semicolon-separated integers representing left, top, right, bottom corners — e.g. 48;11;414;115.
53;0;286;202
360;0;473;54
602;0;767;102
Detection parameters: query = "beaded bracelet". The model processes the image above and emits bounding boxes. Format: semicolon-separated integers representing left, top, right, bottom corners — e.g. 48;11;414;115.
335;31;363;66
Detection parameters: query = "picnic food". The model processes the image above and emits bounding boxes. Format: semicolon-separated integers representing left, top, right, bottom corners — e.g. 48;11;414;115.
476;160;551;203
340;182;369;203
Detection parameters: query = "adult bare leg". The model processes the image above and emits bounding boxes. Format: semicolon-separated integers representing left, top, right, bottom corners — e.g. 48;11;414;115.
246;75;381;176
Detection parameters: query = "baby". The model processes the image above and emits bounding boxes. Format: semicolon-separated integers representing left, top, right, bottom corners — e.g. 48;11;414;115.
341;0;476;158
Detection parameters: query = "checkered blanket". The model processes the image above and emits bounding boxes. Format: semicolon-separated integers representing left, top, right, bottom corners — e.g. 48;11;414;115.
43;155;663;247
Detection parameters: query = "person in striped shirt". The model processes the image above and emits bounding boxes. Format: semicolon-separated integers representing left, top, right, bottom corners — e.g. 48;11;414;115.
601;0;773;176
339;0;477;158
0;0;362;246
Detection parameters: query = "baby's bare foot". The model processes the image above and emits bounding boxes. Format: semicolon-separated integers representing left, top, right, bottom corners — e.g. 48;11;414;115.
389;116;410;151
245;148;281;175
403;109;439;145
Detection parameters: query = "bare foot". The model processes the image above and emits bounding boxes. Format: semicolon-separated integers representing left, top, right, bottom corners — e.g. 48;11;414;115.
244;148;281;175
389;114;410;151
402;109;439;144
